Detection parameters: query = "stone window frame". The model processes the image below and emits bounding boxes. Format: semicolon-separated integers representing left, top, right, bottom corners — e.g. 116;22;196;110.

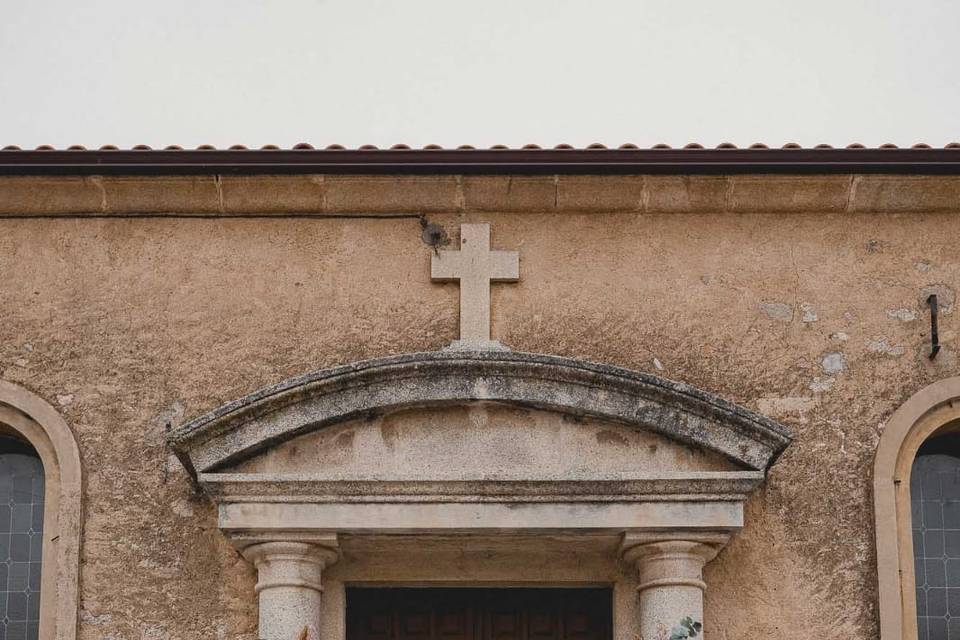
875;377;960;640
0;380;82;640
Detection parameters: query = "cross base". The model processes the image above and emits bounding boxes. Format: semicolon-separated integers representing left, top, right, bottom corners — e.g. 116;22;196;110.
442;339;512;352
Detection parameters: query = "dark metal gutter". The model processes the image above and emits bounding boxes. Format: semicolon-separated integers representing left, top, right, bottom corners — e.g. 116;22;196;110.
1;148;960;175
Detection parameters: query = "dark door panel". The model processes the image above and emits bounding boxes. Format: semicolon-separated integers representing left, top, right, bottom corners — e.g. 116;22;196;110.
347;588;611;640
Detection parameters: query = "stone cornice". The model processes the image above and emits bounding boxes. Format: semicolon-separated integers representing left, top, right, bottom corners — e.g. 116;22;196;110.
167;350;792;476
2;174;960;216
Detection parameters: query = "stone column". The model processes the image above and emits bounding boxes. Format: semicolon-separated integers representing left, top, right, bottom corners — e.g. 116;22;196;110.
242;541;339;640
621;534;728;640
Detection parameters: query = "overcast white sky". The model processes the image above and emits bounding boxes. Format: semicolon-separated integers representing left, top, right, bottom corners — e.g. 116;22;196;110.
1;0;958;150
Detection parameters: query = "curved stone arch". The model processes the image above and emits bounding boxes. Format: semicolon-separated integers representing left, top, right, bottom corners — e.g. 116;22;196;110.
0;380;82;640
169;350;792;476
875;377;960;640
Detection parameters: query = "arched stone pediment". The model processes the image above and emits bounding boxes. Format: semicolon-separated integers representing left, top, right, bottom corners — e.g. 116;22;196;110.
169;350;794;640
169;350;791;477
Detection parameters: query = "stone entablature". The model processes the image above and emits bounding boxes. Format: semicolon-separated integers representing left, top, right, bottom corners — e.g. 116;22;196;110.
168;349;791;640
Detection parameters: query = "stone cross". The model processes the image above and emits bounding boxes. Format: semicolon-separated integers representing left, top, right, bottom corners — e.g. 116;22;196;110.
431;223;519;348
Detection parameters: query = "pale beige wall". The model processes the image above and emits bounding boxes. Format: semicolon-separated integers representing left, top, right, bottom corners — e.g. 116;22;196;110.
1;175;960;639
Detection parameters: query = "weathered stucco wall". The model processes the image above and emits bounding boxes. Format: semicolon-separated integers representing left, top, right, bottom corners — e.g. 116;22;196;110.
1;174;960;639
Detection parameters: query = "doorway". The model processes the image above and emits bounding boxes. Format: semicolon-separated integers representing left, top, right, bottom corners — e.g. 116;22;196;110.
347;588;612;640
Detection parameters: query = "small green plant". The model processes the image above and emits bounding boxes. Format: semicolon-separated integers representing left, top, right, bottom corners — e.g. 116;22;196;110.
637;617;703;640
669;617;702;640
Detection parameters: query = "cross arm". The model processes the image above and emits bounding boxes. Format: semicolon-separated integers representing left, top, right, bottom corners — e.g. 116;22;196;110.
489;250;520;282
431;251;466;281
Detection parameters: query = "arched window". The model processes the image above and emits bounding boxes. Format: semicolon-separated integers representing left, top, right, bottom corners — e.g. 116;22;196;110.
0;381;81;640
910;434;960;640
875;379;960;640
0;434;46;640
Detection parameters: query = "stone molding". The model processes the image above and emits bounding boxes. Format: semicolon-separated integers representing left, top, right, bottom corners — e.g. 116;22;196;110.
3;174;960;216
218;501;747;535
200;472;765;503
874;377;960;640
168;350;792;476
0;380;83;640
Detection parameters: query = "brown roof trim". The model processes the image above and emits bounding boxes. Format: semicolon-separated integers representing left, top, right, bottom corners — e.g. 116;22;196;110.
1;147;960;175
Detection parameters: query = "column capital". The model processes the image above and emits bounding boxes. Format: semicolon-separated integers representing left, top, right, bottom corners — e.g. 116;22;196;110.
241;537;340;595
619;533;729;593
620;533;730;639
237;536;339;640
620;532;729;560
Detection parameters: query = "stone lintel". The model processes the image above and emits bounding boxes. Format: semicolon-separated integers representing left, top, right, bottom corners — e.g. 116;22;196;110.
218;500;745;534
198;472;765;503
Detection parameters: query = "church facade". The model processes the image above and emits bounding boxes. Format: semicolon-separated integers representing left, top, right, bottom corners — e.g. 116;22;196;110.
1;145;959;640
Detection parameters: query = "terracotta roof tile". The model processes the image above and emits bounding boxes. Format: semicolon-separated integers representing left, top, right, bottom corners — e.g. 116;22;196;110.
2;143;958;175
4;142;960;152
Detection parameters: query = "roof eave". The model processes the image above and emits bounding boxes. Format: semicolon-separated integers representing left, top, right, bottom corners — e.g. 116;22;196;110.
2;148;960;175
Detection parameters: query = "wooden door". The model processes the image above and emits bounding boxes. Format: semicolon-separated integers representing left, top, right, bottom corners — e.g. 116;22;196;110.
347;588;611;640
